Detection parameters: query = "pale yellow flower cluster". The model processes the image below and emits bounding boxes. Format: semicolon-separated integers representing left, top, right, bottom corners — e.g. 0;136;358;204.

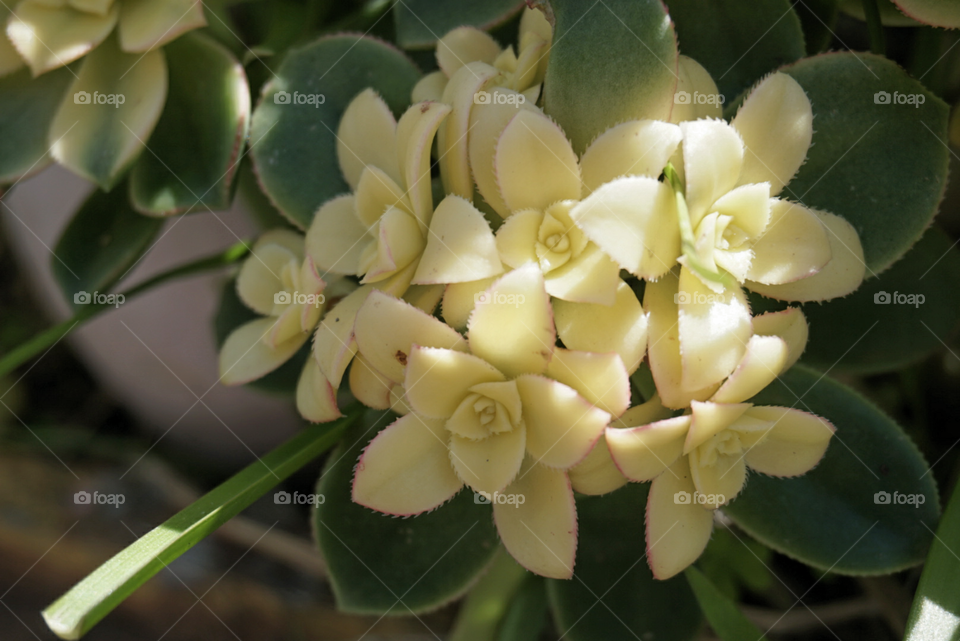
219;12;865;581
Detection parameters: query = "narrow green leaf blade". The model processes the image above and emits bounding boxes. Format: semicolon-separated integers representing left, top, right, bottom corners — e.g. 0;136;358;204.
449;549;528;641
498;576;548;641
685;567;769;641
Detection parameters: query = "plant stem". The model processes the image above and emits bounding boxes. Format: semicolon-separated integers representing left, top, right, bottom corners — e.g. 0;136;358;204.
42;407;361;640
0;241;251;379
861;0;886;56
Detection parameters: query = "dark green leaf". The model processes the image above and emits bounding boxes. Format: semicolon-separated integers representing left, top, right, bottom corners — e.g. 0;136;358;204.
394;0;525;49
449;549;528;641
781;52;950;272
547;483;702;641
0;66;73;184
664;0;805;103
314;409;501;614
542;0;679;154
498;576;548;641
795;0;839;54
685;567;768;641
726;365;940;574
249;34;420;229
129;32;250;216
52;184;163;308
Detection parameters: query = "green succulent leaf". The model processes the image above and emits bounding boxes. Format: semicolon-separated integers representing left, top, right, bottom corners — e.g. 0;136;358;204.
129;32;251;216
249;34;420;229
894;0;960;27
838;0;921;25
685;567;769;641
542;0;679;154
314;409;501;614
779;52;950;272
498;576;548;641
547;483;702;641
664;0;805;103
52;183;163;309
751;228;960;375
394;0;525;49
726;365;940;574
0;66;73;184
795;0;840;54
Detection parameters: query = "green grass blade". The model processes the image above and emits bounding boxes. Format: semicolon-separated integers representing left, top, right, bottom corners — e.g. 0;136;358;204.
685;566;768;641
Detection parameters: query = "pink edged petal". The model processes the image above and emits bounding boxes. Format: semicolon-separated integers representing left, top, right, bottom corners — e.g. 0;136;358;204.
412;70;447;103
360;206;425;283
606;415;690;482
679;119;744;226
516;374;610;470
436;26;500;77
670;55;723;124
752;307;808;370
313;285;372;388
117;0;205;53
543;242;620;305
354;290;466;385
494;110;581;213
579;120;682;195
219;318;307;386
747;200;831;285
468;265;555;378
306;194;367;276
395;100;452;230
554;279;648;374
569;176;680;280
354;165;409;229
337;88;400;190
545;348;630;417
644;271;720;409
678;267;752;393
568;435;628;496
442;277;498;330
7;1;118;75
449;425;526;495
296;356;341;422
747;209;865;302
494;457;578;579
688;447;746;508
684;400;751;454
352;413;463;516
495;208;542;268
711;335;789;405
236;243;300;315
743;406;834;477
404;346;505;419
412;194;503;284
733;72;813;197
645;457;715;580
348;353;395;410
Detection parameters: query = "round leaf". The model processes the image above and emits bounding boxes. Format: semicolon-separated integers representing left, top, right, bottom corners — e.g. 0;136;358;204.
893;0;960;27
726;365;940;574
249;35;420;229
394;0;525;49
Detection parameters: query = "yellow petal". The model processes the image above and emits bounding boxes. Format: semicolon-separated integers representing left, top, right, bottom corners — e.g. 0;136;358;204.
353;413;463;516
441;277;498;330
743;406;834;477
0;4;25;77
495;208;541;268
354;165;409;229
546;348;630;417
7;0;117;75
436;26;500;77
712;182;771;240
236;243;300;316
494;457;577;579
360;207;425;283
348;353;395;410
752;307;808;370
568;436;627;496
747;200;831;285
680;119;744;226
747;209;865;302
733;72;813;197
495;110;580;213
313;285;370;388
306;194;366;276
554;279;648;374
69;0;113;15
606;415;690;482
296;356;341;422
396;100;451;229
614;395;674;428
580;120;682;194
412;194;503;284
404;346;505;419
684;400;751;454
219;318;306;385
688;448;746;508
544;242;620;305
670;55;723;124
402;283;444;315
468;265;555;378
337;88;400;190
117;0;205;53
450;425;526;495
510;38;545;91
411;70;447;103
678;267;752;392
516;374;610;469
645;457;714;580
570;176;680;280
711;335;788;405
